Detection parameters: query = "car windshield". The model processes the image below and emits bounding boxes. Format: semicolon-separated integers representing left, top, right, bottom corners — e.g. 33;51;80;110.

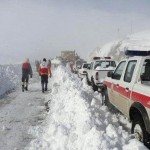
94;61;116;69
76;60;87;68
83;64;89;68
76;61;82;66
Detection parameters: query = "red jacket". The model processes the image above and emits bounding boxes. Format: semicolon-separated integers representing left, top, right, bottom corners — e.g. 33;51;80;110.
22;62;32;76
39;61;51;76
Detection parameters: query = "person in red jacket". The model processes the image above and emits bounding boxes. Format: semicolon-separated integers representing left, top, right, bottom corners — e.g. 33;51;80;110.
39;58;52;93
22;58;33;92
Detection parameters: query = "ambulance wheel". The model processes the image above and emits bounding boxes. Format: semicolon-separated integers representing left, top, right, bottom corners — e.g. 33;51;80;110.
131;115;150;148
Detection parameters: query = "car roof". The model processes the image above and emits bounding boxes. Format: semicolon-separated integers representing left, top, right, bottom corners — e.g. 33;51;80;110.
95;59;115;62
125;50;150;56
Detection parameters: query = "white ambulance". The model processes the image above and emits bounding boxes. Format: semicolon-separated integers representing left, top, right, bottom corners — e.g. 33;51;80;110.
103;49;150;148
86;57;116;91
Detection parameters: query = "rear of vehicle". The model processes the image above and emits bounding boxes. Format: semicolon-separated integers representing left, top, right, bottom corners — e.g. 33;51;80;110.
73;60;86;74
78;63;90;79
92;59;116;91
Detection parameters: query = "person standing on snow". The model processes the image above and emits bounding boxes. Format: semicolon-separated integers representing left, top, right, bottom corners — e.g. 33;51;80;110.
38;58;52;93
22;58;33;92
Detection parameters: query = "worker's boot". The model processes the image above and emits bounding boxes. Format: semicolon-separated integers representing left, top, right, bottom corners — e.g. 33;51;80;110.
25;82;28;91
45;83;48;91
22;82;24;92
42;83;44;93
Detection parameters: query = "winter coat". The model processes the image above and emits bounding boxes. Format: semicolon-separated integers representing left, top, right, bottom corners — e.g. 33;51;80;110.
22;62;33;77
39;61;51;76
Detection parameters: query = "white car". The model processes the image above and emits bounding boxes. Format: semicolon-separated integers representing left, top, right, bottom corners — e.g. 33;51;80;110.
73;60;86;74
86;57;116;91
78;63;91;79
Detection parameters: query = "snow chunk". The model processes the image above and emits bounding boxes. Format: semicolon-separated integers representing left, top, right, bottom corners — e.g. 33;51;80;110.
106;124;118;138
123;139;148;150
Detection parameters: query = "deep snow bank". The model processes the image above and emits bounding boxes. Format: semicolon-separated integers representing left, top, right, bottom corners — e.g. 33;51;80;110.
27;66;147;150
0;64;21;96
89;30;150;62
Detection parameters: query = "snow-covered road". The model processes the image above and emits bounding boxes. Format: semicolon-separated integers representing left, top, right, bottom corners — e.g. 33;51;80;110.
0;78;48;150
0;66;148;150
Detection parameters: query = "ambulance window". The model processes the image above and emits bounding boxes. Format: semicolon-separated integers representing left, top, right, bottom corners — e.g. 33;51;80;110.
140;59;150;85
124;60;137;83
87;63;91;69
111;61;116;67
113;61;126;80
94;61;100;69
83;64;88;68
94;61;116;69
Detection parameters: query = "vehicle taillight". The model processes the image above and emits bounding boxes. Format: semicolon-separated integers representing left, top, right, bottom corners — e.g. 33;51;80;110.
96;72;99;80
93;57;101;60
93;56;111;60
104;57;111;59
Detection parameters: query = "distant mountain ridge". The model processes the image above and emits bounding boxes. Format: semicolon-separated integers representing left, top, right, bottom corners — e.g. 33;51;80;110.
89;30;150;62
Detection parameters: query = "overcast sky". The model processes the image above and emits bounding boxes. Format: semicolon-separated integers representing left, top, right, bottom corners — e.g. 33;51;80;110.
0;0;150;63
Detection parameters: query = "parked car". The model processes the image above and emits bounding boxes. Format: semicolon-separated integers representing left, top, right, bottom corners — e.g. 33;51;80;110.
73;59;86;74
102;49;150;148
78;63;91;79
86;57;116;91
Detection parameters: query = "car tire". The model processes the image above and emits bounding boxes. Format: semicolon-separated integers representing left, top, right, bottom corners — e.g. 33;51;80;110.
131;115;150;148
86;75;91;85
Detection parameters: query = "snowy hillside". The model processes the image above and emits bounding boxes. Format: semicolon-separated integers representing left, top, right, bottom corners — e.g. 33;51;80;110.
0;64;21;96
89;30;150;61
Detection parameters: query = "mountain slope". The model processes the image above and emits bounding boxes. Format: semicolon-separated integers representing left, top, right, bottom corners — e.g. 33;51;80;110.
89;30;150;61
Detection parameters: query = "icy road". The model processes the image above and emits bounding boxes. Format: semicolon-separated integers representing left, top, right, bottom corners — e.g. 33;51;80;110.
0;66;148;150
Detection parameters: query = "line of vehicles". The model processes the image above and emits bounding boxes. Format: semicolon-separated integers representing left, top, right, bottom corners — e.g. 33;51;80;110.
77;56;116;91
76;50;150;148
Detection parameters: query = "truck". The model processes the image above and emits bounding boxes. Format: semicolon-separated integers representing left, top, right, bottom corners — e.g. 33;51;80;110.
102;49;150;148
73;59;86;74
78;63;91;79
86;57;116;91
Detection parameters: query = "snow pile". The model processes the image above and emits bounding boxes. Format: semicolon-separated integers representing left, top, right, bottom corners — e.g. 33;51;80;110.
26;66;147;150
121;31;150;51
51;58;62;65
0;64;21;96
90;30;150;62
89;41;124;62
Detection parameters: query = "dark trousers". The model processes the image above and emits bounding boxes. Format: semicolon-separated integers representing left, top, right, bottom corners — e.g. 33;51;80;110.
41;75;48;92
22;75;29;87
22;75;29;91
